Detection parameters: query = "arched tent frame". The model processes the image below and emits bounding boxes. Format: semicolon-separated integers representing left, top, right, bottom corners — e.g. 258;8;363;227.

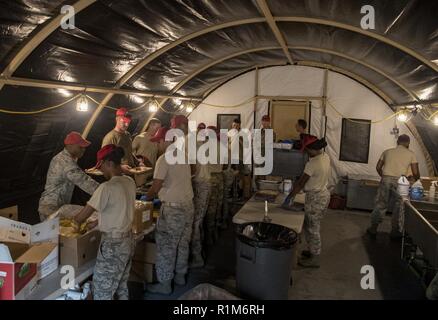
0;1;437;178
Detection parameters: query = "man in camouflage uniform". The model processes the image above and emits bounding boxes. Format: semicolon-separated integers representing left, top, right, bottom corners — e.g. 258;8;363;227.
145;115;194;295
283;135;331;268
73;143;137;300
367;135;420;239
38;132;99;221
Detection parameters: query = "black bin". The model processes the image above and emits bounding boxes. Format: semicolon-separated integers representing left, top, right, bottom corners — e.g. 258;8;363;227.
235;222;297;300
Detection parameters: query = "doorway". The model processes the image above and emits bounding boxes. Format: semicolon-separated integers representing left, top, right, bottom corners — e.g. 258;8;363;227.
270;100;310;141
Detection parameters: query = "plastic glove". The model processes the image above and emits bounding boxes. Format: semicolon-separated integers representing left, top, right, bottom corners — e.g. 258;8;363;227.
282;194;294;208
140;194;153;202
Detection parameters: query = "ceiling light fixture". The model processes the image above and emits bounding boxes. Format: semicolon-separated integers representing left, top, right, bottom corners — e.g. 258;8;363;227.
76;95;89;112
396;110;409;122
148;99;158;113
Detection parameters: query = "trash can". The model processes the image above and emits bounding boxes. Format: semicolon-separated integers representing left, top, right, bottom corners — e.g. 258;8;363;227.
178;284;240;300
235;222;298;300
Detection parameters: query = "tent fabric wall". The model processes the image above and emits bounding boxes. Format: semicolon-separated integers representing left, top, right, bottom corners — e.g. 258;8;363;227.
189;65;428;185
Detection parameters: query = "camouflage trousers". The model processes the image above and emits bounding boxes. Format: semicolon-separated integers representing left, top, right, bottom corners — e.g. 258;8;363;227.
222;169;235;225
93;233;135;300
155;202;194;282
370;176;404;232
304;189;330;256
191;180;211;258
205;173;224;234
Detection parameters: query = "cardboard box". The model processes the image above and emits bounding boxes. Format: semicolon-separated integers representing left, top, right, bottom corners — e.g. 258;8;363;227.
133;240;156;264
421;177;438;191
130;167;153;187
59;230;101;269
133;201;153;234
0;206;18;221
0;217;58;300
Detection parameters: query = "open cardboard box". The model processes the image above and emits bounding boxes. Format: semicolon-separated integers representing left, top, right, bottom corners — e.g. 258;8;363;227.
131;239;156;283
0;217;59;300
421;176;438;191
59;229;101;269
133;201;153;234
0;206;18;221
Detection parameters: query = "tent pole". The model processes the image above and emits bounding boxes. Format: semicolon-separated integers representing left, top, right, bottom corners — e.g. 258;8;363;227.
256;0;294;64
0;76;200;101
322;69;328;139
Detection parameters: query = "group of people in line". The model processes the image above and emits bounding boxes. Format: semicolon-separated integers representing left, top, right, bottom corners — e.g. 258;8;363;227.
37;108;256;298
36;105;429;299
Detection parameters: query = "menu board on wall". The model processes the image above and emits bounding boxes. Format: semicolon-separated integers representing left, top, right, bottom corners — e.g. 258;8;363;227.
339;118;371;163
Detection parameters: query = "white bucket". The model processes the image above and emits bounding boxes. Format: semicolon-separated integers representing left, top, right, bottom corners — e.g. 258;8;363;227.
283;179;292;194
397;176;410;197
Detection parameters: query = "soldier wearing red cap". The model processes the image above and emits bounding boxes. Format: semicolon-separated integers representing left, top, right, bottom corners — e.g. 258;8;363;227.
74;144;136;300
145;115;194;295
132;118;161;168
38;132;100;221
283;135;331;268
102;107;136;171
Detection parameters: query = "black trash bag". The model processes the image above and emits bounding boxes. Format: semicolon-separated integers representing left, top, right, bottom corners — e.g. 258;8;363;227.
236;222;298;250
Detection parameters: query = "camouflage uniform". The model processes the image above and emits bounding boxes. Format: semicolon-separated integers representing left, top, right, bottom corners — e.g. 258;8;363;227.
93;233;135;300
222;167;235;227
191;180;211;259
38;149;99;221
370;176;403;232
205;172;223;239
304;189;330;256
155;202;195;282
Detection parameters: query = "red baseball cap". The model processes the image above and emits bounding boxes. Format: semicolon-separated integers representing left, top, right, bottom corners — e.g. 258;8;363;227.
261;115;271;121
300;134;318;152
116;107;132;123
197;122;206;130
95;144;117;169
64;132;91;147
171;115;188;129
150;127;169;142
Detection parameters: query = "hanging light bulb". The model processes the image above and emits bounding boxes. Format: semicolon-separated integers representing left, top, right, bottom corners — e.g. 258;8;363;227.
433;115;438;126
148;99;158;112
186;103;194;113
174;98;182;107
76;95;88;112
397;110;408;122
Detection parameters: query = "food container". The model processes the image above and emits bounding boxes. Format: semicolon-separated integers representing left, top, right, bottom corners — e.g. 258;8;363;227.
283;179;292;194
257;180;281;191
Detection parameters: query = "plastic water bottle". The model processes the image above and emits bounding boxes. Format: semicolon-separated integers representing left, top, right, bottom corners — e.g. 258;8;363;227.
410;180;424;200
397;176;410;198
283;179;292;194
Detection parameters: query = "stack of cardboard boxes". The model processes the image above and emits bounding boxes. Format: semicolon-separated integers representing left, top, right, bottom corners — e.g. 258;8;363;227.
0;209;59;300
130;239;157;283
